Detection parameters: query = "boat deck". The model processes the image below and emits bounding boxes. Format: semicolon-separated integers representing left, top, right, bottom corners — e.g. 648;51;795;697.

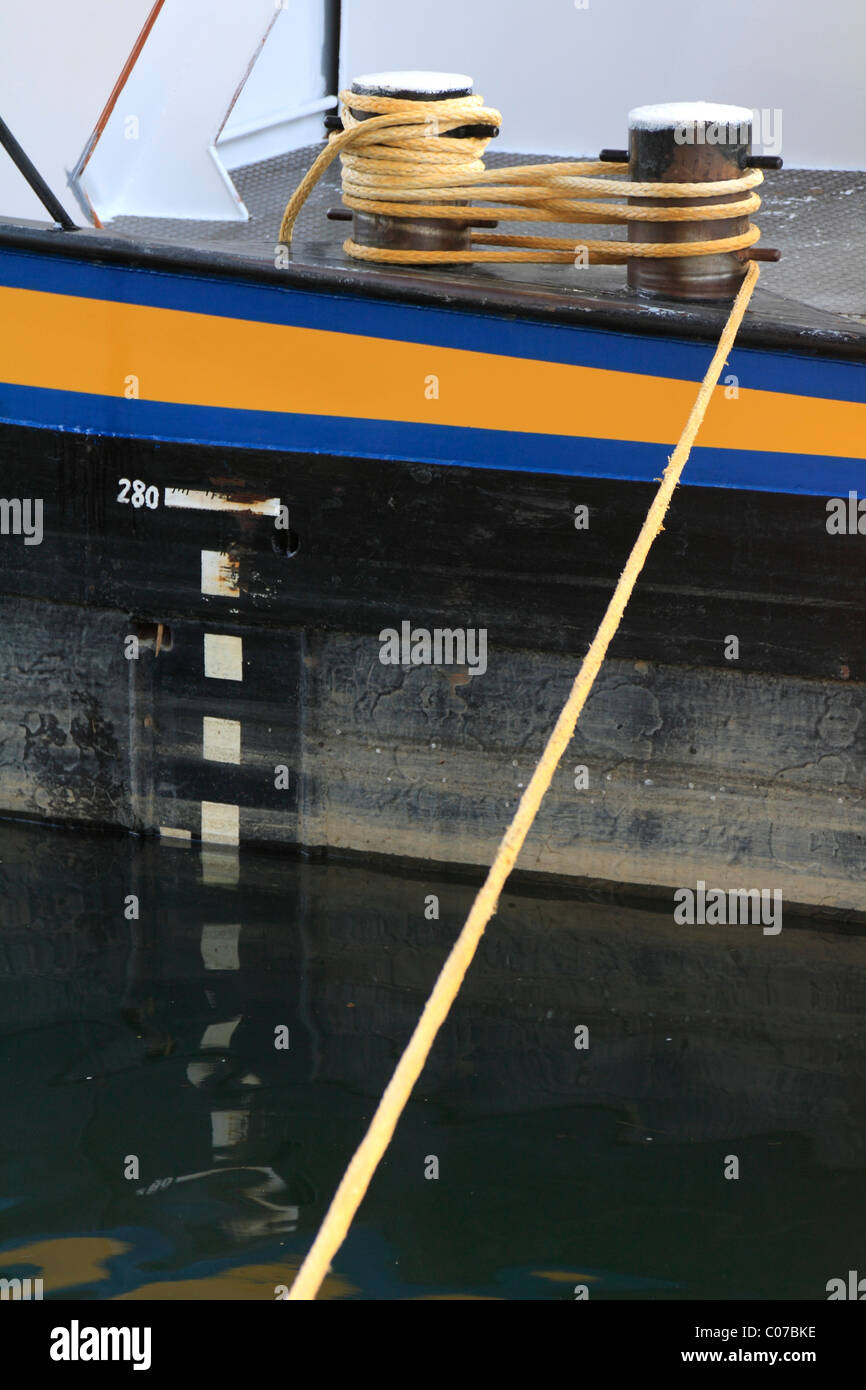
2;144;864;357
101;144;866;355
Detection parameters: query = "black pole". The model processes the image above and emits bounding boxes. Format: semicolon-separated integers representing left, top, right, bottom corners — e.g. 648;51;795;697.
326;0;342;99
0;114;77;230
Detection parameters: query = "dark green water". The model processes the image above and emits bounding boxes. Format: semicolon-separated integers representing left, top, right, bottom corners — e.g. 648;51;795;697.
0;819;864;1301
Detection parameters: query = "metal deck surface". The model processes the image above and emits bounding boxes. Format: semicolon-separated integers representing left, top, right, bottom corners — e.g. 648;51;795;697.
109;144;866;331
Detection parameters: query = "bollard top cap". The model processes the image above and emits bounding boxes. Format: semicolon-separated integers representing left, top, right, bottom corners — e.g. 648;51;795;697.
351;71;474;99
629;102;752;130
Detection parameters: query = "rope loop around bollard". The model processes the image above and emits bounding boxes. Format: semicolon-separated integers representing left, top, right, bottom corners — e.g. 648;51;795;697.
278;89;765;266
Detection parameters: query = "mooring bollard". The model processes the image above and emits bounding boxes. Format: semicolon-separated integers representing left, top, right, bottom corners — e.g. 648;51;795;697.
347;71;497;262
626;102;755;301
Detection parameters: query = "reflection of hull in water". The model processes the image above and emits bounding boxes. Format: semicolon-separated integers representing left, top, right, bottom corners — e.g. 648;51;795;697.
1;821;865;1299
1;820;865;1161
0;192;865;908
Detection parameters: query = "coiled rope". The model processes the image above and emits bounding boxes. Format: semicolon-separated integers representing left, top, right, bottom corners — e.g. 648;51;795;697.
278;88;764;264
287;260;761;1299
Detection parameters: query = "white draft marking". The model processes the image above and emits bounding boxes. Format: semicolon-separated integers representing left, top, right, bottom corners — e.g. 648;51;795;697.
201;800;240;846
201;550;240;598
167;488;281;516
159;826;192;843
203;716;241;764
204;633;244;682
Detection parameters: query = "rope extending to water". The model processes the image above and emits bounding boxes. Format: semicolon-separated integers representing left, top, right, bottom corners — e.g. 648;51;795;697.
288;259;761;1300
278;89;764;264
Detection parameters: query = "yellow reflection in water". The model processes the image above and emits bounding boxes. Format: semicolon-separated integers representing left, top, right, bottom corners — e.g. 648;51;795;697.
0;1237;130;1292
0;1238;356;1300
116;1262;356;1300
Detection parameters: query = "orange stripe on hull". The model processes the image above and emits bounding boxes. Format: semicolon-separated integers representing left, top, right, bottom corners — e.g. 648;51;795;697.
1;285;863;459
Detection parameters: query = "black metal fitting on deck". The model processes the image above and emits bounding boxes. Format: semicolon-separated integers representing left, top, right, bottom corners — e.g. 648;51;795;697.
742;155;784;170
603;149;783;172
0;114;77;230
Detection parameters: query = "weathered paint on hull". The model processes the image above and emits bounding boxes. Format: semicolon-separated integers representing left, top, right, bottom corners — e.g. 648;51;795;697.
0;420;862;911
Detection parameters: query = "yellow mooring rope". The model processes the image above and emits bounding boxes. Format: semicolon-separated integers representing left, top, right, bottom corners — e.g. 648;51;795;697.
287;259;761;1299
278;88;764;264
